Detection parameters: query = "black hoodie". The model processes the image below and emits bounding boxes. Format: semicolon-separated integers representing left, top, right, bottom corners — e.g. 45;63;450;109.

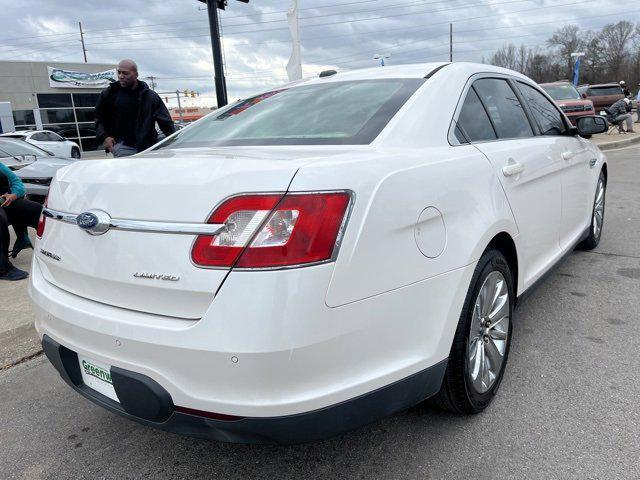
95;80;175;152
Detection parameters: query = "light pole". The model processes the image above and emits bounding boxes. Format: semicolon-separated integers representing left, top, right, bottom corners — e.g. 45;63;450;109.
571;52;585;87
197;0;249;108
373;54;390;67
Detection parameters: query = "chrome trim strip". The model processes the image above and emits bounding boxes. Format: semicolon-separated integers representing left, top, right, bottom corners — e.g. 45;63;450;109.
43;208;226;236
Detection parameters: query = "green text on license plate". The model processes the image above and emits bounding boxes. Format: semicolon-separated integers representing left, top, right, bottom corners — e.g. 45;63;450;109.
77;354;119;403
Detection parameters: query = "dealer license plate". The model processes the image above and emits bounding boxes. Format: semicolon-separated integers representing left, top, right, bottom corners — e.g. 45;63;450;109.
78;355;119;403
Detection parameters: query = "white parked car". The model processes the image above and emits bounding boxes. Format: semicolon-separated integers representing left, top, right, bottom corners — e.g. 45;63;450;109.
30;62;607;445
0;130;81;158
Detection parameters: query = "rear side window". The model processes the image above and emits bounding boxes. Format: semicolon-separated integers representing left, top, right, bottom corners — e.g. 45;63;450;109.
517;82;567;136
31;133;47;141
473;78;533;139
455;87;496;143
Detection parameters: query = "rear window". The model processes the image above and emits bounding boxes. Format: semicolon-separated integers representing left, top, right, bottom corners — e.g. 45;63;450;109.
155;79;424;148
587;86;623;96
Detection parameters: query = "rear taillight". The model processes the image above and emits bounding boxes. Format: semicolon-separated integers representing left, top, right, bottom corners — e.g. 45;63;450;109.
36;196;48;238
191;191;351;269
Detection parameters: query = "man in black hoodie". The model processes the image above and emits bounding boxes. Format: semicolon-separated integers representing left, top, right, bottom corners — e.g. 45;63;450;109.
95;59;175;157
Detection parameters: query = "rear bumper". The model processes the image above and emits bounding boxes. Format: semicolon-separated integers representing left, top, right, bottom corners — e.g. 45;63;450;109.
43;334;446;445
30;252;474;443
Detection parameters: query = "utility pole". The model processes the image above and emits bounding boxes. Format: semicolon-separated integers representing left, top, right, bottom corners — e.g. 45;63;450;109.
198;0;249;108
449;23;453;62
145;76;157;90
175;90;184;123
78;22;87;63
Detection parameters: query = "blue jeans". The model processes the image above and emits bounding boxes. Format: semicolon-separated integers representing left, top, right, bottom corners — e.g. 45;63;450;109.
112;142;138;157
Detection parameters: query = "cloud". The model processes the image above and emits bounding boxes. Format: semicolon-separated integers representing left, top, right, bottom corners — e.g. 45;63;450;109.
0;0;627;107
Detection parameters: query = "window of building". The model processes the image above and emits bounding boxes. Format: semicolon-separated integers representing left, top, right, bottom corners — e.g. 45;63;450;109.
473;78;534;139
75;108;95;123
72;93;100;108
12;109;35;126
40;109;75;124
37;93;72;108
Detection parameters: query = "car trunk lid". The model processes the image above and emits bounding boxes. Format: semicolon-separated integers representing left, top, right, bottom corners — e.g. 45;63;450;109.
36;147;346;319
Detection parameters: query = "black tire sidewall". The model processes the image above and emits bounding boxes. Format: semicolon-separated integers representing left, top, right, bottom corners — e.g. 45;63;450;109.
71;148;81;159
461;250;514;410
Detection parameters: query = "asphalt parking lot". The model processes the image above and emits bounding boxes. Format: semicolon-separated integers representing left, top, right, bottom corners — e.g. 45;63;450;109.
1;144;639;479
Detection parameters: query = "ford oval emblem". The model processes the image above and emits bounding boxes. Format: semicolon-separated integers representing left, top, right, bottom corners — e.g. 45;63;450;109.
76;210;111;235
77;212;99;230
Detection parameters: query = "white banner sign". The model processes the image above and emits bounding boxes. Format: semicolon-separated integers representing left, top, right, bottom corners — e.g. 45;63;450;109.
47;66;116;89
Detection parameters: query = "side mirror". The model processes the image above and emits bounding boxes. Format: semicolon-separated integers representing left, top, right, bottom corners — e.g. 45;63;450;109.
575;115;607;137
581;92;587;99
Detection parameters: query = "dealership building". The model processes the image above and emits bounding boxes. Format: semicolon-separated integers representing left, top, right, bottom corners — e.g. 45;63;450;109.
0;60;116;152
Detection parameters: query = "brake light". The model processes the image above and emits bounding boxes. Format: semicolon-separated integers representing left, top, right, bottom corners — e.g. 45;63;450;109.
36;196;48;238
191;192;351;269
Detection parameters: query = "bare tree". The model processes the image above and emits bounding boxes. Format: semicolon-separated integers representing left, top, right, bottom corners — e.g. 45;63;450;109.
487;21;640;87
600;21;637;79
547;25;583;80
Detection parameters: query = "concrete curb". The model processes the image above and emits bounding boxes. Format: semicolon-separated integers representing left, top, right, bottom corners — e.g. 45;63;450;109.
596;134;640;151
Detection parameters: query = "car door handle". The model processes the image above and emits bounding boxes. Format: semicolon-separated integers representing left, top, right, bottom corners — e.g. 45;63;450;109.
502;161;524;177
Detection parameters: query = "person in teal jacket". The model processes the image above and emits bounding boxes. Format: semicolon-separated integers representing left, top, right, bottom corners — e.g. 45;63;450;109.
0;163;42;281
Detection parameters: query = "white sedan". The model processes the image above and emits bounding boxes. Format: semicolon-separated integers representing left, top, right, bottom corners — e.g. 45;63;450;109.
0;130;81;158
30;62;607;445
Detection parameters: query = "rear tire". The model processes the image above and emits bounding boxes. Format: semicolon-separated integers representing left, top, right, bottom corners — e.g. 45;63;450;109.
431;249;514;414
578;171;606;250
71;147;81;159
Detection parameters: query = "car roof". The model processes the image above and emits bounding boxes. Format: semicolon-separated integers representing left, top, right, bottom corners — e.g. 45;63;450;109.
300;62;531;86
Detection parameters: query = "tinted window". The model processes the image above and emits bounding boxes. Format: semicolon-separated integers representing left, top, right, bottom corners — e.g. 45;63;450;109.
541;84;581;100
73;93;100;107
31;133;48;141
40;109;75;124
12;110;35;126
47;132;64;141
517;82;567;136
456;87;496;142
155;79;424;148
473;79;533;139
37;93;72;108
75;108;95;123
587;86;623;96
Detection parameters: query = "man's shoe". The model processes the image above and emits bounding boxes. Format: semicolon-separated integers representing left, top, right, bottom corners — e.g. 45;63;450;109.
10;236;34;258
0;267;29;281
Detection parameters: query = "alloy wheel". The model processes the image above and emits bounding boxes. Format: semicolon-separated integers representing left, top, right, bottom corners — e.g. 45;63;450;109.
467;271;510;394
593;178;605;239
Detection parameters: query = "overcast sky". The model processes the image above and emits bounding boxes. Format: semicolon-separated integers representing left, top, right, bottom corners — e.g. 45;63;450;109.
0;0;632;107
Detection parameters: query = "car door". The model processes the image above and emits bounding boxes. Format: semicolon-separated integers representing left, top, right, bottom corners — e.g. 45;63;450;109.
47;132;70;157
515;81;593;251
457;76;563;289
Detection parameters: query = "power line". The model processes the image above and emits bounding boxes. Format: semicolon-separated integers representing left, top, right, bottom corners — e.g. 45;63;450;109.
0;0;604;55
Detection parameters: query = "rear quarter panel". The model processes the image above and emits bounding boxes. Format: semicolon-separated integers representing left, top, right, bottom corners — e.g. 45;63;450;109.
288;145;519;307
